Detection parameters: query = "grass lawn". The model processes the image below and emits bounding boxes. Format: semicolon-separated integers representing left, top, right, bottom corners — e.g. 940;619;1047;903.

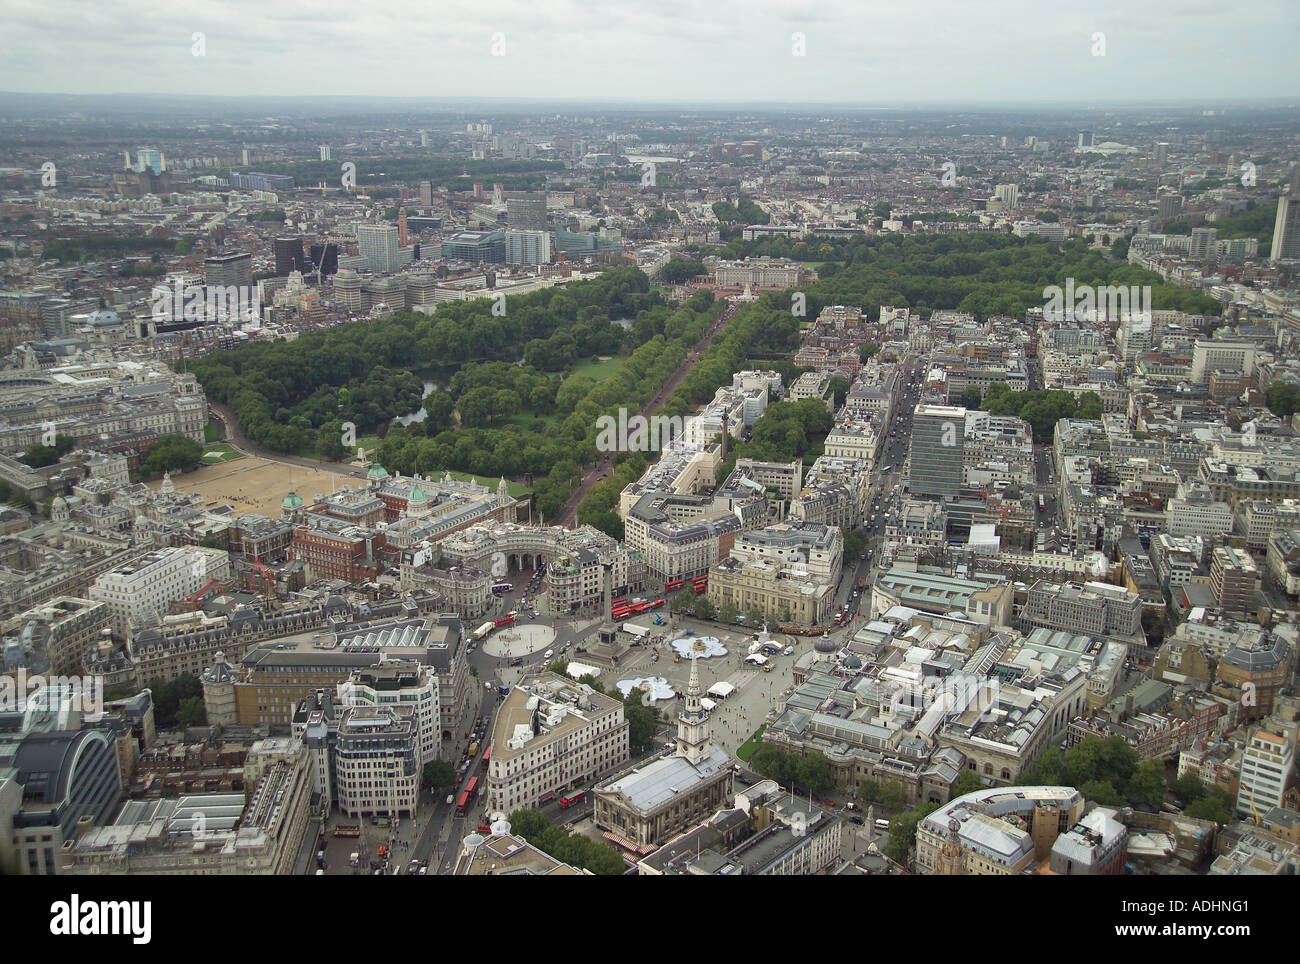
505;412;558;431
736;724;768;762
200;444;244;464
299;433;382;463
204;419;226;443
570;355;628;382
444;471;532;498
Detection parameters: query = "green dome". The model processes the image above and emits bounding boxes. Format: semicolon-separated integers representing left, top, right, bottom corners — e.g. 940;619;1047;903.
281;491;304;508
367;463;389;479
409;483;427;503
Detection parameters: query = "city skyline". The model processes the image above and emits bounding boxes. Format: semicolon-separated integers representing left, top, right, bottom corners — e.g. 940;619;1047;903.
0;0;1297;904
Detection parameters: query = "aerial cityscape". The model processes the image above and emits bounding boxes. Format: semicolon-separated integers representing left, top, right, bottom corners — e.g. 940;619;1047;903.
0;0;1295;920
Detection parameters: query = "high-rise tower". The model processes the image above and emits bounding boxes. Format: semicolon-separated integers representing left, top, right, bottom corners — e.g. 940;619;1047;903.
908;404;967;499
1271;167;1300;262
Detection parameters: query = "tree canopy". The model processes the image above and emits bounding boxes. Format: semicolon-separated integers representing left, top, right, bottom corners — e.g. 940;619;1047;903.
977;383;1104;442
145;674;204;729
749;743;835;794
141;435;205;476
506;808;626;874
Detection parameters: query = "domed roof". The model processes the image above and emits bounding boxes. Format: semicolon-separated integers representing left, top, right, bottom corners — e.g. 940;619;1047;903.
281;491;304;508
367;463;389;479
408;483;427;503
814;634;837;653
843;654;863;670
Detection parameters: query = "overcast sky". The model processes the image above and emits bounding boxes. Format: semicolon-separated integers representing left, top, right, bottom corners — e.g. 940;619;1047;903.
0;0;1296;104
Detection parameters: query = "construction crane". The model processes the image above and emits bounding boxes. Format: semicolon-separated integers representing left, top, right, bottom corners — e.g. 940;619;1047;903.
186;577;229;611
976;488;1009;521
1244;783;1261;825
249;557;277;606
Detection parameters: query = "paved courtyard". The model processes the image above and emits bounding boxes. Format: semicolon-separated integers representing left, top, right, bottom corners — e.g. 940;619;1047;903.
564;616;807;757
480;623;557;659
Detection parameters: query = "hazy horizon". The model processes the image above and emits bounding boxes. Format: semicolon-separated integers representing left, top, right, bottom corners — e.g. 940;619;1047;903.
1;0;1296;104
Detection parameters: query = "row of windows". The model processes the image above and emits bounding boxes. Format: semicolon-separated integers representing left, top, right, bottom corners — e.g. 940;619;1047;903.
496;743;627;811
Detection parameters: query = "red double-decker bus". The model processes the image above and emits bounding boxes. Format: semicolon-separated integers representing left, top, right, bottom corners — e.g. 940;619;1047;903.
611;606;632;621
456;776;479;816
493;615;516;629
480;745;492;766
649;598;665;610
690;574;708;594
559;789;586;809
665;579;684;592
611;597;628;609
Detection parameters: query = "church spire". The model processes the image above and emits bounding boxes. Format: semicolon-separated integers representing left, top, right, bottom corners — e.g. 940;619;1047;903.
675;651;711;766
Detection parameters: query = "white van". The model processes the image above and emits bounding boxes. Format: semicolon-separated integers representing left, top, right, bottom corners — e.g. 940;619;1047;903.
544;649;554;660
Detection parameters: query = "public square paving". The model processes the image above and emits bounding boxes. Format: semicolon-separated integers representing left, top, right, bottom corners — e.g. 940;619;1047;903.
481;623;557;659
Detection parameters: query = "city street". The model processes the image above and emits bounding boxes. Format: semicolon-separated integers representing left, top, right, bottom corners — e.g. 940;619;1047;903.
302;354;932;875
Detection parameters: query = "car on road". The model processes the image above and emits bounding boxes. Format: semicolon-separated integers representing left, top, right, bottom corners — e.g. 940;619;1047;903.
783;645;794;656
